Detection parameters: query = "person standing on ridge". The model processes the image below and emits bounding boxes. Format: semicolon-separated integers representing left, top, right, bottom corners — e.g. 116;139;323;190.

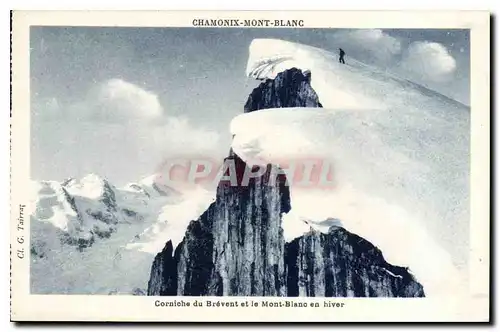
339;48;346;64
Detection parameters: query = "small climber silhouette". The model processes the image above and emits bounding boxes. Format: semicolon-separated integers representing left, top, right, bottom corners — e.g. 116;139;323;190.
339;48;346;64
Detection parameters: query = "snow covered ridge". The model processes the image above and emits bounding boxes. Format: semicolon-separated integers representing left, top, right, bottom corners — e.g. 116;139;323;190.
31;174;156;254
241;39;470;297
246;38;468;112
30;173;216;294
30;172;203;257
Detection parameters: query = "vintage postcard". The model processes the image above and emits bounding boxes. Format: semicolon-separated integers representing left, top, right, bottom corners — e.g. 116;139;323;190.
10;10;490;322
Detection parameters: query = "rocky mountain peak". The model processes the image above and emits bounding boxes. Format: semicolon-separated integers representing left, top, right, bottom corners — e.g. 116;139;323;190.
244;67;323;112
147;68;424;297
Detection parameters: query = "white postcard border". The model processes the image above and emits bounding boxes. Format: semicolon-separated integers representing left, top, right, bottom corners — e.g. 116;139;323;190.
10;10;490;322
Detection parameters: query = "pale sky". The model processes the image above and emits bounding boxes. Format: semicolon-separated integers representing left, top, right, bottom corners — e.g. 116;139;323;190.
30;27;470;185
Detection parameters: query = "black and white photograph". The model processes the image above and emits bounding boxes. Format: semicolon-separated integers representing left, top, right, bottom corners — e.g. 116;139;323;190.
10;10;490;322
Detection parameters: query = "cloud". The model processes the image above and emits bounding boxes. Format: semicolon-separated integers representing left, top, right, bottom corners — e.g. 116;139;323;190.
92;79;221;153
148;116;221;154
332;29;401;65
95;79;164;122
330;30;458;84
398;41;457;82
32;79;223;183
34;79;165;123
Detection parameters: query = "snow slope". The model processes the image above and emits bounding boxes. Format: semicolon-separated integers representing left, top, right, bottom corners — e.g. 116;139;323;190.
235;39;470;297
30;174;214;294
247;39;467;114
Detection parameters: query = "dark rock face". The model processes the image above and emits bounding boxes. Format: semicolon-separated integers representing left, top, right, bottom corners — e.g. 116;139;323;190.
148;154;291;296
147;241;178;295
244;67;323;112
147;68;424;297
285;228;424;297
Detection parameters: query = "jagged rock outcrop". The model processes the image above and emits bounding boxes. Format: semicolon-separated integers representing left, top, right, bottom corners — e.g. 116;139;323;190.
148;153;291;296
244;67;323;112
285;228;424;297
147;241;178;295
147;68;424;297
